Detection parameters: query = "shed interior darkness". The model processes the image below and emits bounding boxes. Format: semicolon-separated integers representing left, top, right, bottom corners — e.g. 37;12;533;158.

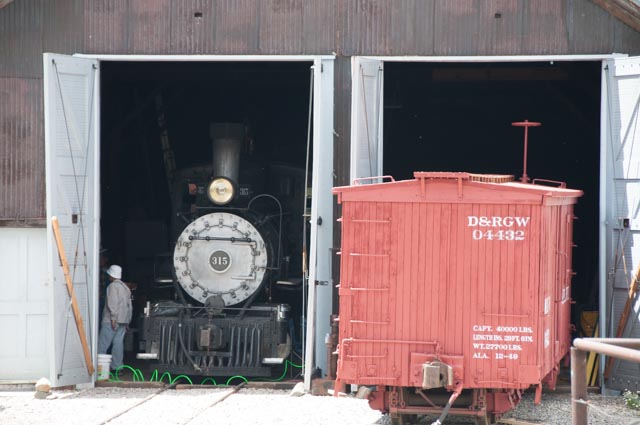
99;61;313;357
99;60;600;366
383;61;601;315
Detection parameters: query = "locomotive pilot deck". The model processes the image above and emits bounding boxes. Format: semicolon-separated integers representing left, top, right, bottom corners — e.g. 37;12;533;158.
333;172;583;424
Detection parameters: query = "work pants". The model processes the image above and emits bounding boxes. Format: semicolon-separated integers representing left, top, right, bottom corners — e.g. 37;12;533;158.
98;321;127;370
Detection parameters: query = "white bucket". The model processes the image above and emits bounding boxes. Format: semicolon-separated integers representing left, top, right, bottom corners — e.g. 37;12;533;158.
97;354;112;381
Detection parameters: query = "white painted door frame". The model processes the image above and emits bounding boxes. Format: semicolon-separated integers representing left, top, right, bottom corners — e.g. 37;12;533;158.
54;53;335;388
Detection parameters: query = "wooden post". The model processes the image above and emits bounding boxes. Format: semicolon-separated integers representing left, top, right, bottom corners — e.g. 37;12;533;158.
571;347;588;425
51;216;95;376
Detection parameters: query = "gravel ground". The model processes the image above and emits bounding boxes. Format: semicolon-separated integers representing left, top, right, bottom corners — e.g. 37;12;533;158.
401;391;640;425
1;385;639;425
0;386;382;425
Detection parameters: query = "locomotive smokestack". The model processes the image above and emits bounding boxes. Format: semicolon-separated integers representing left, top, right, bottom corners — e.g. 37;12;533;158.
210;122;244;183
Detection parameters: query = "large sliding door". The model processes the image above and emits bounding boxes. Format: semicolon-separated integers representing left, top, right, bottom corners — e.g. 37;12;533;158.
601;56;640;390
350;58;384;182
44;53;100;387
304;58;335;387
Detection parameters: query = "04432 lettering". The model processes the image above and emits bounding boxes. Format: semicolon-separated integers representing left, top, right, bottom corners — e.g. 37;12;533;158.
472;229;525;241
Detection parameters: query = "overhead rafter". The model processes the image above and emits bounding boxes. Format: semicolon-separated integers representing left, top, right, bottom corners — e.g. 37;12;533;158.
592;0;640;33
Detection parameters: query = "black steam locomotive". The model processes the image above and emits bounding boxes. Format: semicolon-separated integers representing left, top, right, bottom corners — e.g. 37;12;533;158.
138;123;304;377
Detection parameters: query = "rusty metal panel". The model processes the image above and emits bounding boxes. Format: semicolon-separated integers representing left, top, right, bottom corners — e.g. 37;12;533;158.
331;0;640;57
170;0;216;54
382;0;434;55
258;0;304;54
568;0;615;53
433;0;482;55
0;78;45;221
394;0;436;55
614;17;640;55
214;0;259;53
129;0;172;53
301;1;335;53
592;0;640;34
5;0;640;62
0;0;43;78
476;0;523;55
432;0;533;56
522;0;569;54
434;0;571;56
84;0;129;54
341;0;392;56
42;0;84;55
334;174;581;392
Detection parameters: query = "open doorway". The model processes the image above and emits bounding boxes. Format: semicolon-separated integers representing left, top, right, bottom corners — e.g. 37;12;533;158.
381;60;601;330
99;61;313;377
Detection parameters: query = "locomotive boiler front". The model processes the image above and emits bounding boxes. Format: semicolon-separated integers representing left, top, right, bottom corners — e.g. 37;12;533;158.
139;123;292;377
173;211;269;306
173;122;272;307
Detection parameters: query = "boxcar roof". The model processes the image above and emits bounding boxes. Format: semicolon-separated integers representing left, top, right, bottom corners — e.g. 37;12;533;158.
333;172;583;205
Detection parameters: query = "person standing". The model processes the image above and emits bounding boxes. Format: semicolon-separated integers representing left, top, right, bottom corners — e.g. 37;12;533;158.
98;265;132;371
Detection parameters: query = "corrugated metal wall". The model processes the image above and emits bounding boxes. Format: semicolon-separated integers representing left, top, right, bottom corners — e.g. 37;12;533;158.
1;0;640;222
0;78;44;223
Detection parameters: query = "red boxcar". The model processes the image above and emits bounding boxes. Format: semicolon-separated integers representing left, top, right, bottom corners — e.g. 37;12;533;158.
333;172;582;425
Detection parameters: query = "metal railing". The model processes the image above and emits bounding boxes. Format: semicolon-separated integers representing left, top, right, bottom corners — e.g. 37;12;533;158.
571;338;640;425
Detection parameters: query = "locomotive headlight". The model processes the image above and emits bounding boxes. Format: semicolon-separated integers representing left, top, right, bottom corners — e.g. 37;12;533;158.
207;177;235;205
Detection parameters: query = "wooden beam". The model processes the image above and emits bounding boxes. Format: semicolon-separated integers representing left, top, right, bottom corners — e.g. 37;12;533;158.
431;67;570;82
592;0;640;33
0;0;15;9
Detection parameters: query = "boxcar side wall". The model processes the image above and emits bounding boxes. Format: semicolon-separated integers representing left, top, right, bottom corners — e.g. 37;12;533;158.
554;204;576;367
538;202;577;378
540;205;557;375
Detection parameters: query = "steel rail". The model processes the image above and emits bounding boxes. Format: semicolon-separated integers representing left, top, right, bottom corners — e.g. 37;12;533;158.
97;381;246;425
179;382;246;425
98;383;177;424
